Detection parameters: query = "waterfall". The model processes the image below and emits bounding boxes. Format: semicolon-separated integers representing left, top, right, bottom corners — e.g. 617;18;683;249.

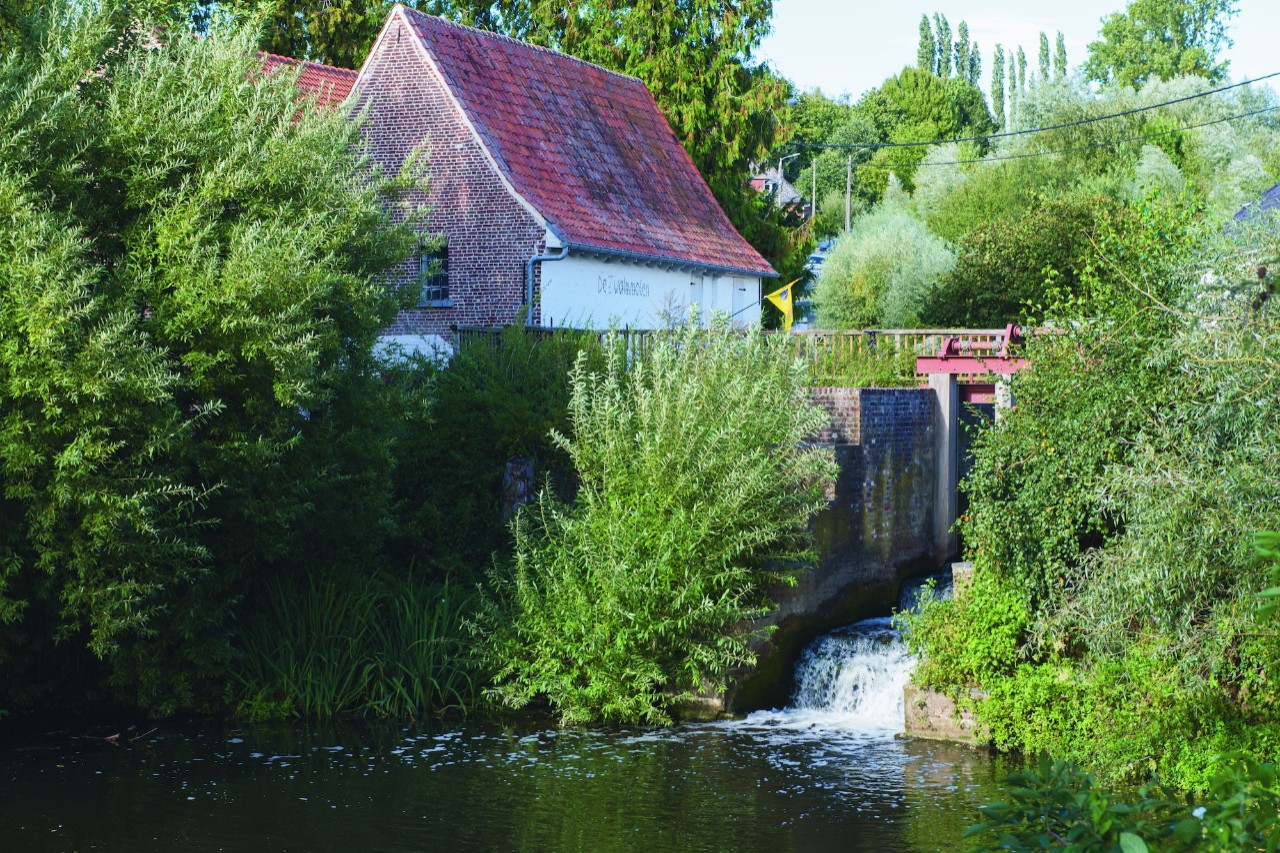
734;574;948;735
788;618;914;732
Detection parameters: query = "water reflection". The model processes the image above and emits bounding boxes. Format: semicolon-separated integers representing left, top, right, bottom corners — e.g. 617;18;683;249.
0;604;1008;852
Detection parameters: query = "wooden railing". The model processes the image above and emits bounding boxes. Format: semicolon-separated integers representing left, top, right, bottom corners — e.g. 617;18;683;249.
454;326;1010;387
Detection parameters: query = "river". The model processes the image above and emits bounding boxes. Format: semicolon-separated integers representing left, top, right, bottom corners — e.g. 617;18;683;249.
0;583;1009;852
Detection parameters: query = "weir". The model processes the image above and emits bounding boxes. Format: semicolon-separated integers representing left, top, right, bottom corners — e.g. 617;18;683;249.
712;327;1025;716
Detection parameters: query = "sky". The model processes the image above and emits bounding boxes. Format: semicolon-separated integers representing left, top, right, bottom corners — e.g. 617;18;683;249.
758;1;1280;100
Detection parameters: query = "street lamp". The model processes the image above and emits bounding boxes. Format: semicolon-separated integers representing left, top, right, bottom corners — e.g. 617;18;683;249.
777;151;801;189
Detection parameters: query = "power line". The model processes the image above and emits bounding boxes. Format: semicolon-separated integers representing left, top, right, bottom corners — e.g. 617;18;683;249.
853;103;1280;169
801;71;1280;153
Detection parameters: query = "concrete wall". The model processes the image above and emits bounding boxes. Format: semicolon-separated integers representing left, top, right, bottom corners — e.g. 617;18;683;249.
718;387;939;713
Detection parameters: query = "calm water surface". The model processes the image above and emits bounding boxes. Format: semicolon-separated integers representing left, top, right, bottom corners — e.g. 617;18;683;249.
0;615;1011;852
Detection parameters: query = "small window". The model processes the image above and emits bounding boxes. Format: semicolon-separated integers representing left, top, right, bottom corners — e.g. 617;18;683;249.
417;240;449;307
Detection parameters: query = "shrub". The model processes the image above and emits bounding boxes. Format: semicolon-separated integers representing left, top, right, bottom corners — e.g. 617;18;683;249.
919;193;1125;344
0;4;421;713
390;323;605;580
812;184;955;328
481;317;838;724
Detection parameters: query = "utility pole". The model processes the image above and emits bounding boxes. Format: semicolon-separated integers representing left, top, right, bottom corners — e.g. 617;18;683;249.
811;163;816;221
845;155;852;232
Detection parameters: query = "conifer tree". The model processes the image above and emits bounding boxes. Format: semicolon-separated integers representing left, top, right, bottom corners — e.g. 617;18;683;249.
917;14;936;72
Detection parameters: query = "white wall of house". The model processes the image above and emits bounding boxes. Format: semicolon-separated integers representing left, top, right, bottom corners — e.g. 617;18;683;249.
539;253;762;329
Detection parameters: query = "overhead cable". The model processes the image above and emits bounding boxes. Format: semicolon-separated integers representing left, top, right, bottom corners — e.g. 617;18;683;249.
801;71;1280;153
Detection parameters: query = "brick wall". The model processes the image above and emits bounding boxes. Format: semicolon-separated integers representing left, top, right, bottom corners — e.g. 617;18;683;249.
807;386;861;444
727;385;938;712
351;12;547;339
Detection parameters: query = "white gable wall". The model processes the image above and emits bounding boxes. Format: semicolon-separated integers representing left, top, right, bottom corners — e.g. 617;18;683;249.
540;254;762;329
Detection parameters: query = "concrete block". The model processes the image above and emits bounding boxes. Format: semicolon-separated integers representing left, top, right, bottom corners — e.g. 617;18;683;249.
902;684;986;744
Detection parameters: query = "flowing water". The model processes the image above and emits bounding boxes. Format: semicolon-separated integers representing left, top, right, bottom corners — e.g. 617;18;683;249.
0;577;1008;852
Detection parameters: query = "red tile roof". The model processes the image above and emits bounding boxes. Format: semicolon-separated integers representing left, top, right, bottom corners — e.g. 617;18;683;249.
397;8;775;278
260;52;357;107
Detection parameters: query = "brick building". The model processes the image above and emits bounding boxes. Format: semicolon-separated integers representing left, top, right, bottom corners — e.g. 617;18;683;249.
347;5;776;357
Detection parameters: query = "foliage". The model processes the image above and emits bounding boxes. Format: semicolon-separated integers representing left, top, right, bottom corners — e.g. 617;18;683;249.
481;318;837;725
860;66;994;145
917;14;935;74
1085;0;1239;89
813;184;955;328
905;193;1280;788
0;2;422;713
919;192;1124;328
799;111;879;234
233;572;480;718
968;754;1280;852
392;324;604;577
991;44;1006;130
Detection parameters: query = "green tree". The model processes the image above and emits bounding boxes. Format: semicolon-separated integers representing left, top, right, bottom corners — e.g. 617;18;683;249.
1008;51;1019;128
968;40;981;86
954;20;970;81
919;193;1121;327
1054;31;1068;79
1085;0;1238;88
991;44;1006;129
233;0;499;69
0;1;422;712
917;13;935;73
933;12;952;77
1038;31;1050;81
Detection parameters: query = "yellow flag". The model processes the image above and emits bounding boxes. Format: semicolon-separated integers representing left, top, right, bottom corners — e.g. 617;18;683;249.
764;279;799;331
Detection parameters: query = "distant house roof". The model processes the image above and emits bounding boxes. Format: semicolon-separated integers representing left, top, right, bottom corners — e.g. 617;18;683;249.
751;166;807;211
392;8;775;278
1234;182;1280;222
260;52;357;107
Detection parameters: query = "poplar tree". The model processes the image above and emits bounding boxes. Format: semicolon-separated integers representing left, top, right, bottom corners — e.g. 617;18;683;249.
968;41;981;86
918;14;935;73
1008;51;1018;128
1038;31;1050;81
1017;46;1027;94
954;20;970;82
1054;31;1068;79
933;13;952;77
991;44;1005;129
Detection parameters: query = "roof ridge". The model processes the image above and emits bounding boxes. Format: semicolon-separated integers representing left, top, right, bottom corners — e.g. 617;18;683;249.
258;50;357;76
395;5;645;86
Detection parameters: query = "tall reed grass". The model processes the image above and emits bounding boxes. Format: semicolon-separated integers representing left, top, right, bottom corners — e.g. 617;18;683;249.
233;572;479;719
